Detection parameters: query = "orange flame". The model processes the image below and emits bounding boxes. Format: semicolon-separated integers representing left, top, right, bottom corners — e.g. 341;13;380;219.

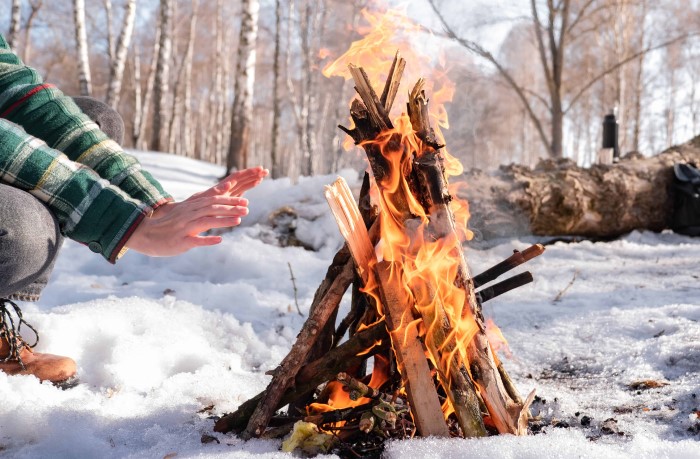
320;3;510;427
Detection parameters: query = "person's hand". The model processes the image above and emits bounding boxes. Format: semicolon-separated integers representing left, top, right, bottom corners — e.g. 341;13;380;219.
126;166;269;257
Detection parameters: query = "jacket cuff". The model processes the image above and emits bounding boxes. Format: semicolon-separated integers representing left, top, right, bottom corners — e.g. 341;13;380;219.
108;211;147;264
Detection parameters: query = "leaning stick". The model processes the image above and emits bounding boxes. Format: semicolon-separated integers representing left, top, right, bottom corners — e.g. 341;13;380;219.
214;318;388;434
239;258;355;439
472;244;545;288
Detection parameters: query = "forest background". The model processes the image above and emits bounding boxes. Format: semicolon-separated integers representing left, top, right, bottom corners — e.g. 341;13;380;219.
2;0;700;178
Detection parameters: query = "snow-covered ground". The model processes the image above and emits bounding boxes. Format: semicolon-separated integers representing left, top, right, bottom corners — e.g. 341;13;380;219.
1;152;698;458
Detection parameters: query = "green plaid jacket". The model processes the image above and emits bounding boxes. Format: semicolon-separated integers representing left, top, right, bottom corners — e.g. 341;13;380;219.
0;35;172;263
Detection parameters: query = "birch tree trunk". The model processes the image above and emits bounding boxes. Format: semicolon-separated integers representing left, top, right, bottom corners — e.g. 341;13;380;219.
22;1;43;62
151;0;173;152
104;0;115;63
182;0;198;157
7;0;21;50
212;0;225;163
131;49;143;147
227;0;259;171
106;0;137;109
135;25;160;149
270;0;283;178
73;0;92;96
168;0;198;156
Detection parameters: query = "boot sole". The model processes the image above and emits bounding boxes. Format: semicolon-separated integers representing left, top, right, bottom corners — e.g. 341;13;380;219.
53;375;80;390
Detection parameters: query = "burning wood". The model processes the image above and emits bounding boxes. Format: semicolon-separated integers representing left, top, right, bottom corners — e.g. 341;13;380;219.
214;54;545;453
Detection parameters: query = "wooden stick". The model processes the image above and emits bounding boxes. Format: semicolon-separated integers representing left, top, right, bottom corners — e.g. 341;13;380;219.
239;258;355;439
472;244;545;288
375;262;451;438
404;78;533;434
380;51;406;113
326;178;449;437
349;64;392;131
337;372;381;400
214;320;388;434
478;272;534;303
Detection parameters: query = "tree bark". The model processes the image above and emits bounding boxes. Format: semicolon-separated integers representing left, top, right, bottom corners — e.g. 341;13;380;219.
227;0;259;171
73;0;92;96
461;138;700;240
151;0;173;152
104;0;115;63
7;0;21;50
106;0;137;109
21;1;42;62
134;24;160;149
270;0;283;178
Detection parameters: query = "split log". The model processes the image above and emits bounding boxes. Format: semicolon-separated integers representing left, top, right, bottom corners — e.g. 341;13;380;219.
326;178;450;437
461;138;700;240
375;262;451;437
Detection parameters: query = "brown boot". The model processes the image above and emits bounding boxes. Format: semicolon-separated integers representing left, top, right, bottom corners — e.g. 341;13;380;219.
0;299;77;384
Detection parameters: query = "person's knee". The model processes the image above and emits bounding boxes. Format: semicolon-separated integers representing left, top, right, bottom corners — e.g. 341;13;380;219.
71;96;125;144
0;186;62;276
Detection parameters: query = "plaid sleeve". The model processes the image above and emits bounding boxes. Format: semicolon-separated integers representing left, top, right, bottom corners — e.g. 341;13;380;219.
0;120;147;263
0;34;172;211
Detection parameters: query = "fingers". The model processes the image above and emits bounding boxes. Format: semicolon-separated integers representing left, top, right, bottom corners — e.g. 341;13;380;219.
186;216;242;234
186;235;223;248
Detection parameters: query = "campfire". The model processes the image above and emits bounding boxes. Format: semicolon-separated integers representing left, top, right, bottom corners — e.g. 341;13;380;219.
214;11;544;456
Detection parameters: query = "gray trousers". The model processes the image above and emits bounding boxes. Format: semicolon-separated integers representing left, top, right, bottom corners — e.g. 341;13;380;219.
0;97;125;301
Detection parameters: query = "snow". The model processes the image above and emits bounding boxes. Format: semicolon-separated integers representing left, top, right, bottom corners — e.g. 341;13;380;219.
1;151;699;458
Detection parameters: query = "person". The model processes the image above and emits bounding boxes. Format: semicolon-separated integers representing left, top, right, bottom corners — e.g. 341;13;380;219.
0;34;268;384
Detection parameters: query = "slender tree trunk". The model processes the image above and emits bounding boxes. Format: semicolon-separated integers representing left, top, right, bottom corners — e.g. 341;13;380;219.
136;25;161;149
270;0;283;178
151;0;173;152
182;0;198;157
132;49;143;147
212;0;224;163
73;0;92;96
227;0;259;171
168;0;198;156
106;0;137;109
631;1;647;152
7;0;21;50
22;1;43;62
104;0;115;64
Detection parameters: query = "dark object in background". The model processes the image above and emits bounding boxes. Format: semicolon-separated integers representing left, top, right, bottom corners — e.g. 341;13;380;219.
602;111;620;161
672;163;700;236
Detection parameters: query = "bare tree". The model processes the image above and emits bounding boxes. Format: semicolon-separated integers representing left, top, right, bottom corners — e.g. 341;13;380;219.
104;0;115;63
227;0;259;171
168;0;198;155
270;0;283;178
181;0;198;156
134;24;161;149
106;0;137;109
212;0;225;163
151;0;173;152
131;48;143;146
7;0;21;50
73;0;92;96
429;0;696;159
22;0;43;62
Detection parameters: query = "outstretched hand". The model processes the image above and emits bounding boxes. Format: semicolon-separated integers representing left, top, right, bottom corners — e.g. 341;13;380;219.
126;166;269;257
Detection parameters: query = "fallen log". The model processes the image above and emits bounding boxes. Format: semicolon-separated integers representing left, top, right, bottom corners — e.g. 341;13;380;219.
462;139;700;240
